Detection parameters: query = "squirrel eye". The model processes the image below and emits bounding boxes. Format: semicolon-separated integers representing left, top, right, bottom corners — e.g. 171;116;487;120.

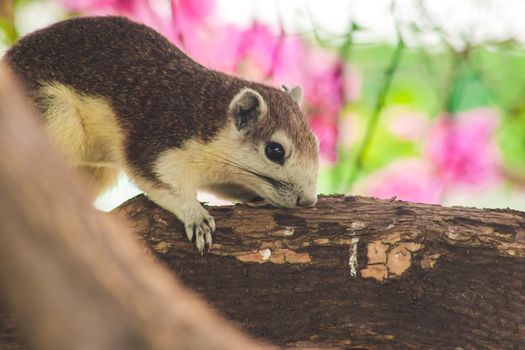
265;142;285;164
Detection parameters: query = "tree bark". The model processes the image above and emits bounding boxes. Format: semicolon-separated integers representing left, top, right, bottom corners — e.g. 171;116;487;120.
109;194;525;349
0;62;267;350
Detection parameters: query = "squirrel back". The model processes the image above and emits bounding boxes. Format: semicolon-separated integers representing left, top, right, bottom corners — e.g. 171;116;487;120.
5;16;320;252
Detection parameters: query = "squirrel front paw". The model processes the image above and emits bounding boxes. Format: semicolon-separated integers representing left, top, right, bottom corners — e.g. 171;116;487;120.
140;185;216;253
184;212;215;253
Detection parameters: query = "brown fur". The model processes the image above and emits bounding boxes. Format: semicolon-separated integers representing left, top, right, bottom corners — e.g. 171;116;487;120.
4;16;319;251
5;16;316;185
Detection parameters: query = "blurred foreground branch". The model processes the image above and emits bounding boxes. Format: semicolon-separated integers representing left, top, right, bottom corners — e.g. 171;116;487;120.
0;63;266;350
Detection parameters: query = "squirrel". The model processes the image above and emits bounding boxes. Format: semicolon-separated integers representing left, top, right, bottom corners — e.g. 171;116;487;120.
5;16;320;253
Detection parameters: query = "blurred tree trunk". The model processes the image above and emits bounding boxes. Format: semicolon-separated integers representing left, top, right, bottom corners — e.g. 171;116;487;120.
0;63;267;350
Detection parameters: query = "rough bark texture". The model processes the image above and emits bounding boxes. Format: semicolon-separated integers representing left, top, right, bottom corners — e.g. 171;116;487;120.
110;194;525;350
0;62;266;350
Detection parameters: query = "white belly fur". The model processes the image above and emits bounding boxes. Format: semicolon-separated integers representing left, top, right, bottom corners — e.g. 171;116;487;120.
38;83;125;194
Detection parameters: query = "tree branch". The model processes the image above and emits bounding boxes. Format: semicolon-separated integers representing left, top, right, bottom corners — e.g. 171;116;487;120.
107;194;525;349
0;62;268;350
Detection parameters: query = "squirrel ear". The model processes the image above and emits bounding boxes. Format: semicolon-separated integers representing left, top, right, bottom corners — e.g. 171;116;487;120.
288;86;303;106
228;88;267;131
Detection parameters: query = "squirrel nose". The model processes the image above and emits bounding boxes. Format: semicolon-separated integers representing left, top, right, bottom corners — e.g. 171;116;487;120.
297;194;317;207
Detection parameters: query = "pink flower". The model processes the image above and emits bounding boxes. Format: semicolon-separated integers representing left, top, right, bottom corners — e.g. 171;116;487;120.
171;0;214;25
234;23;280;80
426;108;502;186
182;23;244;72
366;159;445;204
57;0;215;44
269;34;307;87
170;0;216;46
57;0;175;40
57;0;114;12
365;107;503;204
228;23;306;83
310;115;338;163
301;55;347;162
302;48;344;120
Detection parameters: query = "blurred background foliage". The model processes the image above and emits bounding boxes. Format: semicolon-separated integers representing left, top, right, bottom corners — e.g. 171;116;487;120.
1;0;524;210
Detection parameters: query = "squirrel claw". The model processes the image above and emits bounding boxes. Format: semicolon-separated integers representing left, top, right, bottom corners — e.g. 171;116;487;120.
185;214;215;254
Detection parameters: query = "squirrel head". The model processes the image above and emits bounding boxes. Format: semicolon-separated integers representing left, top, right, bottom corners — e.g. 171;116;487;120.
225;85;319;208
